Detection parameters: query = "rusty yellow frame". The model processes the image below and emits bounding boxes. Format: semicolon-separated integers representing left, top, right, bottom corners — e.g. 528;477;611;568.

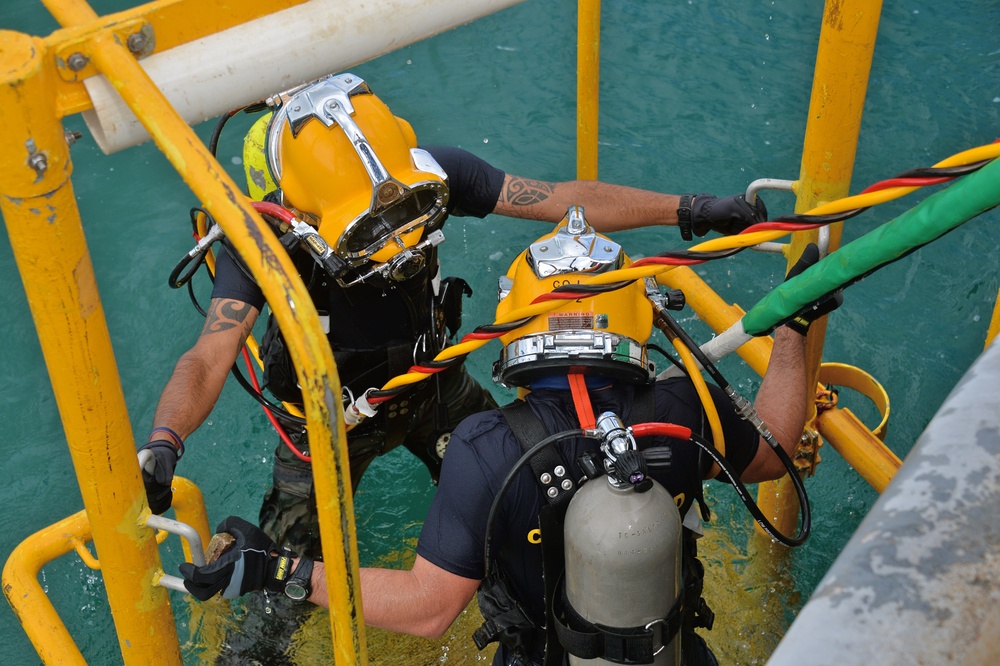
1;1;364;665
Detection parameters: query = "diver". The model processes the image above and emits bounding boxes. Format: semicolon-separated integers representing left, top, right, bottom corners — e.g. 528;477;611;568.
179;210;835;665
139;72;766;557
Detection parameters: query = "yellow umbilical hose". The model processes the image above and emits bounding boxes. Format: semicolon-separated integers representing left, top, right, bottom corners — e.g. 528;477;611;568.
670;334;725;479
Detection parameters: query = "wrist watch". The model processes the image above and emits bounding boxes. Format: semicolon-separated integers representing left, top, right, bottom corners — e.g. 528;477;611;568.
284;556;315;601
677;193;695;241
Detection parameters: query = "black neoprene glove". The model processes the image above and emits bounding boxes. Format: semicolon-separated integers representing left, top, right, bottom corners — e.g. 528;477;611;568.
782;243;844;335
179;516;283;601
678;193;768;239
138;440;178;514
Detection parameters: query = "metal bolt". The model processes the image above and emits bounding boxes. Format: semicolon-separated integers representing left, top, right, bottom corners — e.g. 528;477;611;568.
127;32;147;54
561;479;573;491
67;53;88;71
64;130;83;146
554;465;565;477
547;487;558;498
540;473;552;485
28;152;48;175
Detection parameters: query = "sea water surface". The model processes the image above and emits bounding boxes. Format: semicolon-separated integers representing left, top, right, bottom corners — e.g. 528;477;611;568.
2;1;999;664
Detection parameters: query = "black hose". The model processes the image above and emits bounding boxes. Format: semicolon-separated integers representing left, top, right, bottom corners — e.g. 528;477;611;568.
684;431;810;547
483;429;590;574
168;248;208;289
651;304;812;546
647;343;686;376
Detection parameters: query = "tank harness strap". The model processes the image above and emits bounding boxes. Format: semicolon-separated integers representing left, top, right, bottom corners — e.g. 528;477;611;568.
554;578;685;665
499;400;575;509
630;382;655;426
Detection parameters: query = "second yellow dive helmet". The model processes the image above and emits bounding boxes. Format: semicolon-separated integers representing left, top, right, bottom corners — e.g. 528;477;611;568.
243;72;449;283
493;207;655;387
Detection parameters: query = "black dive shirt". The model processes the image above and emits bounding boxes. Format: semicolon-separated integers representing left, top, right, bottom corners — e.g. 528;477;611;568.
416;379;760;665
210;145;506;348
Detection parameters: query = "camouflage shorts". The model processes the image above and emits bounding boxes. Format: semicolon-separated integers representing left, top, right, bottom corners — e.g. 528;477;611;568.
258;363;497;558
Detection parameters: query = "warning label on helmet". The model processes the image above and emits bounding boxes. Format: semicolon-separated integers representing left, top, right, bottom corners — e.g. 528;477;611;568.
548;313;593;330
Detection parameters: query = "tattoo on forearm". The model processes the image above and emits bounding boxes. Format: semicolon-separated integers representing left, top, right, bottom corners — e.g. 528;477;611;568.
501;177;555;207
203;300;252;334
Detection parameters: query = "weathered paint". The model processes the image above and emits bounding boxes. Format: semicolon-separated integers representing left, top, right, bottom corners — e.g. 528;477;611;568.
768;338;1000;665
759;0;884;535
0;29;183;665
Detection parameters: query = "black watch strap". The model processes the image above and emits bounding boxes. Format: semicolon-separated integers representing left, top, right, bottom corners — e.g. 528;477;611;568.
677;193;695;241
284;556;315;601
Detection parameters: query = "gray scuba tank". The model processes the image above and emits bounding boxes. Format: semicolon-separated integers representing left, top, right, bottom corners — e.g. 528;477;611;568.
563;415;683;665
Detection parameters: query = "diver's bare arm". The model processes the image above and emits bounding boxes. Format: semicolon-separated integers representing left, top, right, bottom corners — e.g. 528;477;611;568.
740;326;808;483
306;556;480;639
151;298;259;440
493;174;682;232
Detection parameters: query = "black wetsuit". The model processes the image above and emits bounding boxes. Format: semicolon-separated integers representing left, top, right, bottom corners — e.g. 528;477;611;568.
211;146;505;558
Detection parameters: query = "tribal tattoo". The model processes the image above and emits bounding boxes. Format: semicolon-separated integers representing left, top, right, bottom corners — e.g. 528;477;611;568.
203;299;253;335
500;177;556;207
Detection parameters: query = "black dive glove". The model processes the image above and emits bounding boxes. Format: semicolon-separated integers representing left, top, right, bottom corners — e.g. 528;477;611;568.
138;440;178;514
782;243;844;335
678;193;768;240
179;516;284;601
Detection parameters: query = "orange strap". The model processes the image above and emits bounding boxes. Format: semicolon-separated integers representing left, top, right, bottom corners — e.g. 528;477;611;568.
568;372;596;430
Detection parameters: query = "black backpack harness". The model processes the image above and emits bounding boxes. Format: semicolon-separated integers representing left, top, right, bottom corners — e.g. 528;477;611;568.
473;387;714;665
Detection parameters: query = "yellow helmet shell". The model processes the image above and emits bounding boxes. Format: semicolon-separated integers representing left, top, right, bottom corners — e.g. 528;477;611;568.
248;73;449;268
244;113;277;201
494;207;654;387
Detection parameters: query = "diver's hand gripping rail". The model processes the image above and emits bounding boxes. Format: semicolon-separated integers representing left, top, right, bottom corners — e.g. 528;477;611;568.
137;449;206;593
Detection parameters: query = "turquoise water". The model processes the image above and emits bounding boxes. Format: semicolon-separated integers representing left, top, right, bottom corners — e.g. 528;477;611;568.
2;1;999;663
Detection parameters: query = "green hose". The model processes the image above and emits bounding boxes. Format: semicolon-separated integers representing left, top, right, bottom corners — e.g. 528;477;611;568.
743;156;1000;337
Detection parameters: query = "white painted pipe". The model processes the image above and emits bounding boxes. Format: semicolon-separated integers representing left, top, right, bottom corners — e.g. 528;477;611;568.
82;0;527;154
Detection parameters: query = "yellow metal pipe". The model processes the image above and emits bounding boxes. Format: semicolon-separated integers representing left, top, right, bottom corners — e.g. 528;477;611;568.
0;29;183;665
986;288;1000;350
42;0;309;56
576;0;600;179
757;0;884;536
818;362;890;440
172;476;212;562
816;407;900;494
39;0;307;117
2;511;92;665
83;28;366;666
657;266;775;374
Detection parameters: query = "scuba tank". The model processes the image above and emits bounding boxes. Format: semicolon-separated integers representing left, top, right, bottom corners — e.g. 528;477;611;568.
563;413;683;665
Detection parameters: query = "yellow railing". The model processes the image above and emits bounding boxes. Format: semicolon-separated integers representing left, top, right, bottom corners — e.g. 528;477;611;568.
5;0;989;664
1;1;360;664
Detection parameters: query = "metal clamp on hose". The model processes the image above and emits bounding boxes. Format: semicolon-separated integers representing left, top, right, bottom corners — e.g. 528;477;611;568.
344;388;379;429
168;223;225;288
289;219;349;277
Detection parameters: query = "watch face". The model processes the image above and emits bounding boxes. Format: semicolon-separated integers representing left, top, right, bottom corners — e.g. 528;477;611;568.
285;582;309;601
434;432;450;459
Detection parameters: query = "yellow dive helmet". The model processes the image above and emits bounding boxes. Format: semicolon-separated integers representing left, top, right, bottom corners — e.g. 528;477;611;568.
493;206;656;388
244;73;449;284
